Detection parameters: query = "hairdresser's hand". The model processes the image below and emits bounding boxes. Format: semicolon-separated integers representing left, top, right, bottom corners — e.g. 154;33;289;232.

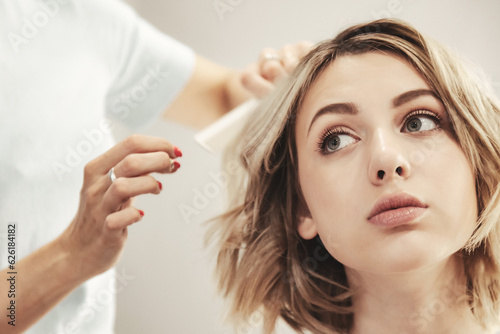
241;41;313;98
59;134;181;279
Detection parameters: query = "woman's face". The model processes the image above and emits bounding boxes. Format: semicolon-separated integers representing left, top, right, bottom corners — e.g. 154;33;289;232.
295;52;477;274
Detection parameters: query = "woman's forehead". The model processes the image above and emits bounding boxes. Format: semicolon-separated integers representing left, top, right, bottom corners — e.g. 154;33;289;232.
297;52;431;118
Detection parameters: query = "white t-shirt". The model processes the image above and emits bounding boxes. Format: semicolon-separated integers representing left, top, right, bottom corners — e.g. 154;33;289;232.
0;0;194;333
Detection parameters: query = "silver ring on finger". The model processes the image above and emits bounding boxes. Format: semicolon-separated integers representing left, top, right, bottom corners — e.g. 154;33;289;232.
262;53;281;62
169;158;175;172
108;167;117;183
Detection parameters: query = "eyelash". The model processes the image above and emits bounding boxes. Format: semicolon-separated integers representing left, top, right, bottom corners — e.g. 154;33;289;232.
316;109;442;155
402;109;441;131
316;126;356;153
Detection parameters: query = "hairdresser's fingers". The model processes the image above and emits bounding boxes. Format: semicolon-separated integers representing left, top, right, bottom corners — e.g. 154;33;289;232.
102;175;161;211
261;60;288;83
88;134;179;176
104;207;144;234
259;47;288;82
113;151;180;179
79;151;178;215
259;47;281;63
281;41;314;73
241;63;276;98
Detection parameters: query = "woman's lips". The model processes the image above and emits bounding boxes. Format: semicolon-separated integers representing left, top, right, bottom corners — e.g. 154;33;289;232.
367;193;428;228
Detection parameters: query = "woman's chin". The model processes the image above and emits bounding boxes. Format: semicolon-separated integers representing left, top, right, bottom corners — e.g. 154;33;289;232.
345;234;462;276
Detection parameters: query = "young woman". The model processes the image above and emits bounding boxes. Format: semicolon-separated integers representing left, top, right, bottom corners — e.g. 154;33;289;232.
210;19;500;333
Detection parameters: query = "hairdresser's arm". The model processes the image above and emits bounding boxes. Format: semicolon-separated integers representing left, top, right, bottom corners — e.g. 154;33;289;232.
162;42;312;128
0;238;83;333
0;135;177;333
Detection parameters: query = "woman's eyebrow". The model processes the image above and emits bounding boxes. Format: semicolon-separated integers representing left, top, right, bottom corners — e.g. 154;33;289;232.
307;102;358;135
307;89;439;136
392;89;439;107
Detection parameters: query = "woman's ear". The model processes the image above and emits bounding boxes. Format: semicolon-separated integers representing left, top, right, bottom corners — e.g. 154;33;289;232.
297;199;318;240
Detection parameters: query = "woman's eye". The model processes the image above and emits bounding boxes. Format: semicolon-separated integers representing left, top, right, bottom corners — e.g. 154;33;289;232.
403;115;439;132
323;133;356;153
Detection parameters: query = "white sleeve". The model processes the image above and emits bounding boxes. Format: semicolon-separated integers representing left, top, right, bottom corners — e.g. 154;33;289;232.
80;0;195;130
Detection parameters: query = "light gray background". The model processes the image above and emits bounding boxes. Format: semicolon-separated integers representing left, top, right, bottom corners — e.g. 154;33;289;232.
115;1;500;333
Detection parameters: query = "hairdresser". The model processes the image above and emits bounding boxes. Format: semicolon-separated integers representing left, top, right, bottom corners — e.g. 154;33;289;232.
0;0;310;332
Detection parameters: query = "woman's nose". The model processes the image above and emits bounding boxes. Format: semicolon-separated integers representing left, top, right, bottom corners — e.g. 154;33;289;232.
367;128;411;185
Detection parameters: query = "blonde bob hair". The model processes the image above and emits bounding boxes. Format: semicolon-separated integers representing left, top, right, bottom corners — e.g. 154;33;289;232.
210;19;500;333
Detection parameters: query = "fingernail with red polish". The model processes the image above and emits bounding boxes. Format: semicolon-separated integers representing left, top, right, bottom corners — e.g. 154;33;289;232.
173;146;183;158
138;210;145;217
173;161;181;169
157;181;163;191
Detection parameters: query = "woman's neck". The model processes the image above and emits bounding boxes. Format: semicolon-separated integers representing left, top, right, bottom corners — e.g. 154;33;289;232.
346;255;486;334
